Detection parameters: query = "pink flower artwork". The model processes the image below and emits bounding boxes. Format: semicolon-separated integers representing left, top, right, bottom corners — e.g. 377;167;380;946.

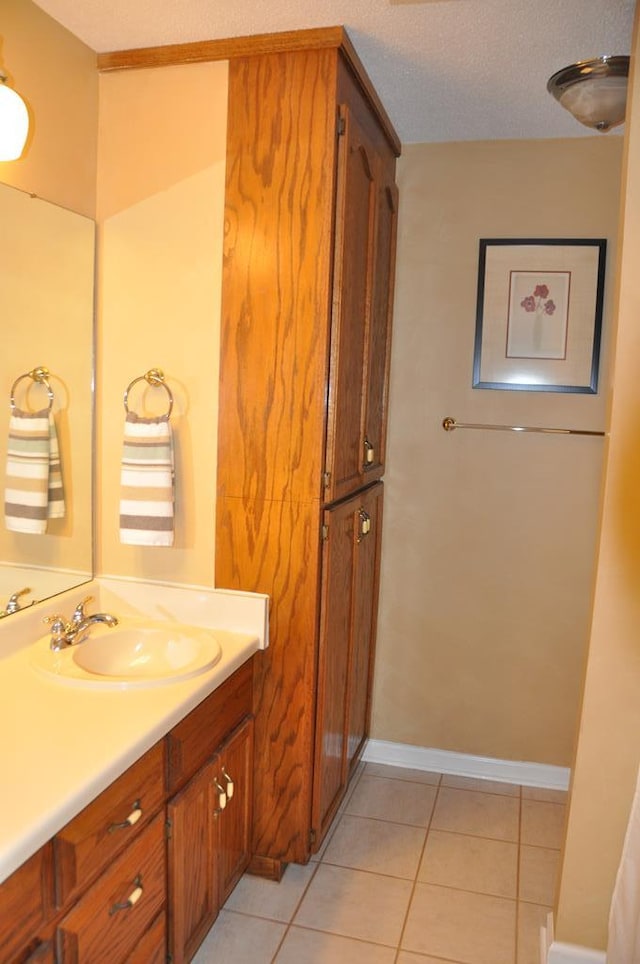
520;285;556;317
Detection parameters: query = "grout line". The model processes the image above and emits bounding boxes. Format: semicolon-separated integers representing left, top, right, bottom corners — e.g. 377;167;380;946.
514;781;523;964
269;859;321;963
392;771;442;962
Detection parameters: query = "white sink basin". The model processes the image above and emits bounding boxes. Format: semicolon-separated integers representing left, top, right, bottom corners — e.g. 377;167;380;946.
30;619;223;689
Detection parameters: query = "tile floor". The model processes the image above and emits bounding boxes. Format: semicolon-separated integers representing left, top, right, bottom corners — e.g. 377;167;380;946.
192;762;567;964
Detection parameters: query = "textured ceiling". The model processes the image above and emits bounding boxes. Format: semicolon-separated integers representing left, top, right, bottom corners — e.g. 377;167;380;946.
32;0;636;144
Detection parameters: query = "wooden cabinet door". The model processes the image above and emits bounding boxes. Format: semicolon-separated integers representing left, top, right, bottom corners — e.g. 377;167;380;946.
167;758;220;964
362;180;398;484
217;716;254;904
346;482;383;769
312;484;384;846
325;103;377;504
311;494;358;841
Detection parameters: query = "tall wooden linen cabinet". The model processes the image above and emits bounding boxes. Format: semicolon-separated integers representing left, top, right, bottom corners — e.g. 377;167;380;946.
215;28;400;879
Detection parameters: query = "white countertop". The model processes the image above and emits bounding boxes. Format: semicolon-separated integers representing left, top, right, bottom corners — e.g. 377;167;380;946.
0;577;268;884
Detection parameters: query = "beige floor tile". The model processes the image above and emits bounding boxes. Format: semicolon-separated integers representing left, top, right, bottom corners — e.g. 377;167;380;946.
521;799;566;849
517;902;552;964
365;762;442;786
345;774;437;826
442;775;520;797
223;862;317;921
522;786;568;804
293;863;413;946
323;813;427;878
191;909;286;964
402;882;516;964
418;829;517;898
519;845;560;905
275;926;397;963
431;787;520;842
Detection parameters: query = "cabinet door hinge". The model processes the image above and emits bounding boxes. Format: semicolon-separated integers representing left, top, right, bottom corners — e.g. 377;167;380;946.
165;818;172;840
337;114;346;137
322;470;331;489
321;524;329;542
309;827;317;848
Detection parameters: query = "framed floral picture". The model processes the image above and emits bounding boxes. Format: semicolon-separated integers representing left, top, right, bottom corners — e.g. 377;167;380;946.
472;238;607;393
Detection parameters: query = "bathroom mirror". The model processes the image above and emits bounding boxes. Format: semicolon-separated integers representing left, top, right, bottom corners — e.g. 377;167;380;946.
0;180;94;615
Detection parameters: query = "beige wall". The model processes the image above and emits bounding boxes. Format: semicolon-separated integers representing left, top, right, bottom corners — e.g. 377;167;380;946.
372;137;623;767
1;0;97;216
554;9;640;950
96;62;228;587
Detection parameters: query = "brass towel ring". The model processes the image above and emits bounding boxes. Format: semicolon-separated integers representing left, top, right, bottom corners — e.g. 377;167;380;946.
123;368;173;418
10;366;54;413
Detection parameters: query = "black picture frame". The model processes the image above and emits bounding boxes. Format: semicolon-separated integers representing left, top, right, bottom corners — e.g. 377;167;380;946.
472;238;607;393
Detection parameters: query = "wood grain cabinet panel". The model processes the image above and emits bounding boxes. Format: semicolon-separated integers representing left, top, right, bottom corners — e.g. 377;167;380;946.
312;483;384;840
217;40;398;875
167;715;254;964
167;758;219;964
167;659;252;795
0;844;53;964
217;716;254;903
56;812;166;964
345;483;384;771
127;912;166;964
54;742;165;907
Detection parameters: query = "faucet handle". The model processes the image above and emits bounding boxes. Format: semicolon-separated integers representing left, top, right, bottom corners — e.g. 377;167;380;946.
5;587;31;614
43;613;71;651
72;595;94;623
43;613;67;630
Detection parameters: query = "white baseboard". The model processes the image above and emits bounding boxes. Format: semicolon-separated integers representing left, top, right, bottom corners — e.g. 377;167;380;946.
547;943;606;963
363;739;570;790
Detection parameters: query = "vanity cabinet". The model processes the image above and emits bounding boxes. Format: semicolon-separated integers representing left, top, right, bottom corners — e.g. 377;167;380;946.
166;665;253;964
216;31;399;876
0;660;254;964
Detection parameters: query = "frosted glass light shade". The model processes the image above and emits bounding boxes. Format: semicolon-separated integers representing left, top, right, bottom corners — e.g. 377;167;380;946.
548;56;629;132
0;78;29;161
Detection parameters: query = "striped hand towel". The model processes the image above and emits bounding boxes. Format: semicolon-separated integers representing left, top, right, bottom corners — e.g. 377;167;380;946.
4;408;65;534
119;412;175;547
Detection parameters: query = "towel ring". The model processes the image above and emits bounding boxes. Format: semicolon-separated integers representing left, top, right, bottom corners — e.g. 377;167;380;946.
123;368;173;418
10;367;54;413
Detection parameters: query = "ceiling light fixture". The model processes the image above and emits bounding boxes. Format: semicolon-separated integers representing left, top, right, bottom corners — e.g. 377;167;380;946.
547;55;629;133
0;69;29;161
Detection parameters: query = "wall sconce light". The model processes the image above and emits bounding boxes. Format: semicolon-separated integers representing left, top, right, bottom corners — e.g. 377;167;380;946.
0;70;29;161
547;55;629;133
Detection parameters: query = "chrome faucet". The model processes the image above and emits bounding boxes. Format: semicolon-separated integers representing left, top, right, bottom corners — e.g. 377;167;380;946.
44;595;118;651
2;587;31;616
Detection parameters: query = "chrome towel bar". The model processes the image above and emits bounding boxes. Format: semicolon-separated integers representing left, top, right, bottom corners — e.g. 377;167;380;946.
442;417;605;437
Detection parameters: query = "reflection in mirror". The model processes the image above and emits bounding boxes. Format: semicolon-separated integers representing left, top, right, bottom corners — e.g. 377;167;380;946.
0;181;94;616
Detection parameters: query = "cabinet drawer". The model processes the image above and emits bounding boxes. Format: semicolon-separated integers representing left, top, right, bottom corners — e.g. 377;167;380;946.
128;911;166;964
54;742;165;907
167;660;253;793
56;811;166;964
0;844;54;963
